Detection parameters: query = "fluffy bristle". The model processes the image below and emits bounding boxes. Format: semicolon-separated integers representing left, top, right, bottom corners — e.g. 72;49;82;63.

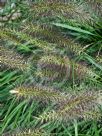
0;46;29;71
30;0;92;22
36;54;97;82
22;23;83;55
5;129;47;136
10;85;67;103
39;90;102;122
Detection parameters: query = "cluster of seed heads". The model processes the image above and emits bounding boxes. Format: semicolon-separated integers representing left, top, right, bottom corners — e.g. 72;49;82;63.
10;84;102;121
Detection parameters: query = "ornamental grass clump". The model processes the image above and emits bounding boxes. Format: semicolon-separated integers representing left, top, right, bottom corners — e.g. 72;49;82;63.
0;0;102;135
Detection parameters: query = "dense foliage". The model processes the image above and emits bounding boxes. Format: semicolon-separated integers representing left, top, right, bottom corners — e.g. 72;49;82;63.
0;0;102;135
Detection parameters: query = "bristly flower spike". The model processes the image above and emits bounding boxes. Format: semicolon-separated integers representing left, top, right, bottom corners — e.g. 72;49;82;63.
0;46;29;71
36;54;99;82
10;84;67;103
22;23;83;55
39;90;102;122
5;129;47;136
30;0;92;23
